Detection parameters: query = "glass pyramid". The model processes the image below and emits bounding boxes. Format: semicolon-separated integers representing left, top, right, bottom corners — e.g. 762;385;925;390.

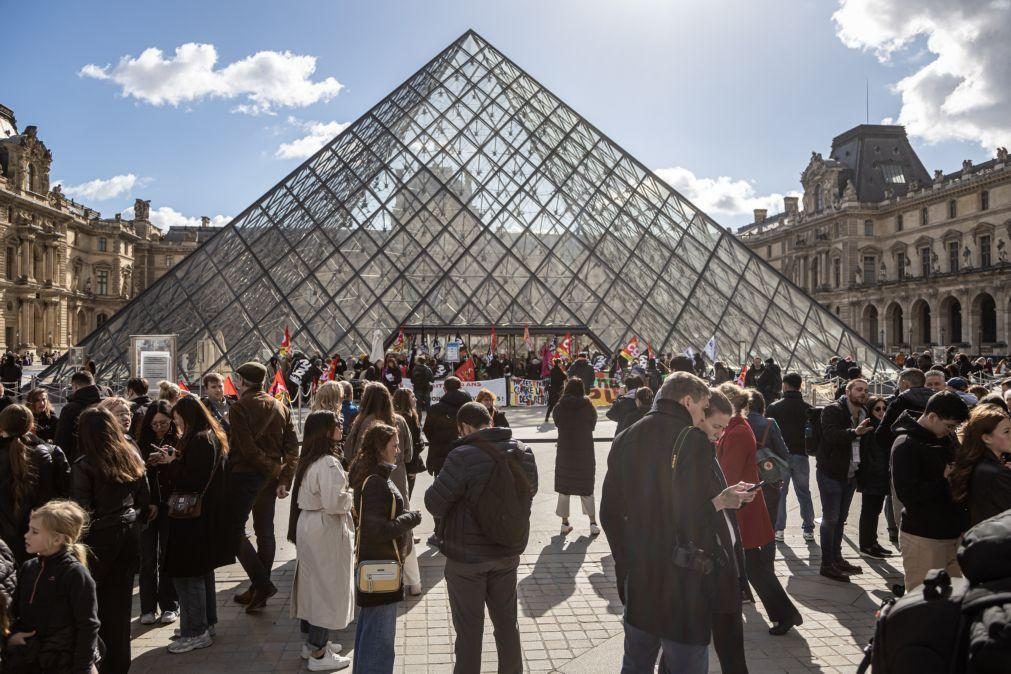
42;30;897;383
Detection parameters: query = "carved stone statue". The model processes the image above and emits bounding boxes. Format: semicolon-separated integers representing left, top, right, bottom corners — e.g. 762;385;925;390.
909;179;921;191
998;239;1007;263
84;277;92;293
962;159;974;174
134;198;151;221
879;260;887;281
998;147;1009;163
963;245;972;269
842;180;857;202
931;251;940;274
934;169;944;182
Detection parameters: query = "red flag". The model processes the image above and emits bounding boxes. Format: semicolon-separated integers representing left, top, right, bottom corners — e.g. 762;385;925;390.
279;326;291;358
736;364;748;386
177;380;189;392
523;323;533;352
223;375;239;397
325;358;338;382
455;359;476;382
489;325;497;355
556;332;572;360
646;340;655;359
269;369;289;402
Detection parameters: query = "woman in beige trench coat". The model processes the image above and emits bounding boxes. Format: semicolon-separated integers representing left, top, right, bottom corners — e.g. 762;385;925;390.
288;411;355;671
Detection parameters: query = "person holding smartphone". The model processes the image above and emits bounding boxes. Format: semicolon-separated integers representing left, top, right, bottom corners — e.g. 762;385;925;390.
715;383;802;636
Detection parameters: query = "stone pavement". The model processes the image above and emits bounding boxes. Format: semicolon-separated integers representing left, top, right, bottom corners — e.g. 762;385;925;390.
128;407;899;673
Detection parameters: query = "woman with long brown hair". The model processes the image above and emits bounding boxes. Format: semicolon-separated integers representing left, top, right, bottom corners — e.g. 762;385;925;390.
287;410;354;670
151;395;231;655
392;388;424;498
950;405;1011;526
25;388;57;442
71;406;150;674
0;404;69;563
345;382;420;594
349;423;421;674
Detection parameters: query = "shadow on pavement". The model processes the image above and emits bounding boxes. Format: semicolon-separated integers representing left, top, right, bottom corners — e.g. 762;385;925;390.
518;534;592;618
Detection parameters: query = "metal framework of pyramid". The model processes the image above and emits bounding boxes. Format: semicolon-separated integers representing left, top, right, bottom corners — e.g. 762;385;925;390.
42;30;897;383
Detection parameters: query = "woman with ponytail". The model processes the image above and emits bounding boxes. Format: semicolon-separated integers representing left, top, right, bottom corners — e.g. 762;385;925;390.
72;407;149;674
288;410;354;671
0;404;70;563
5;499;100;673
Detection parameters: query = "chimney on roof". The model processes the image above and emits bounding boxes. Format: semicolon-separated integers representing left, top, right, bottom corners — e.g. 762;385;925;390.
784;196;799;215
753;208;767;224
200;216;210;227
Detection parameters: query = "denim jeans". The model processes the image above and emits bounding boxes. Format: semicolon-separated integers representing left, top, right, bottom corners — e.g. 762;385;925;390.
229;470;271;588
306;623;329;650
776;454;815;533
621;621;708;674
353;603;398;674
816;469;856;564
139;508;178;614
173;572;216;638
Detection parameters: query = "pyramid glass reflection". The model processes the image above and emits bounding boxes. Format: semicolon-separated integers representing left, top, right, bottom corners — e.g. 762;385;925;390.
42;30;897;383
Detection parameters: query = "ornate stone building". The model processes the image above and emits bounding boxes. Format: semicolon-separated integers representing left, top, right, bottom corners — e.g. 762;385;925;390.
0;104;209;355
739;124;1011;356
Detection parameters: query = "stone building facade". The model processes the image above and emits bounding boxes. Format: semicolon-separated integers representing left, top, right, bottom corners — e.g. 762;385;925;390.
738;124;1011;357
0;104;209;356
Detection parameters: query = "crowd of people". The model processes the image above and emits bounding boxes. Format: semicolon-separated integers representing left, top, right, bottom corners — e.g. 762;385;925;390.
0;339;1009;673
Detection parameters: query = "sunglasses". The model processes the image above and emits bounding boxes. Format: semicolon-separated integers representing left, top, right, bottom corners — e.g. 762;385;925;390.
873;406;886;412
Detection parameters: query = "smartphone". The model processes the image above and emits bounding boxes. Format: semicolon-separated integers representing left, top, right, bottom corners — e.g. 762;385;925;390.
162;446;176;457
1001;452;1011;464
746;480;767;492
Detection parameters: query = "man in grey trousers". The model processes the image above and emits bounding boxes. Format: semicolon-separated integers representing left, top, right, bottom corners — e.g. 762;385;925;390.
425;402;538;674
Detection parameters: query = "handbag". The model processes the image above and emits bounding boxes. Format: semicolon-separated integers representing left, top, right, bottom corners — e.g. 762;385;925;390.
167;437;220;519
354;475;402;594
755;423;788;484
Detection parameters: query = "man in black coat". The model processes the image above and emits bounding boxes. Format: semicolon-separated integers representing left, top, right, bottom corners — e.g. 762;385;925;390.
766;372;815;541
566;352;596;393
544;359;566;423
606;375;646;434
600;372;755;673
757;358;782;404
891;391;970;590
54;370;103;463
816;379;873;581
410;355;435;413
125;377;152;440
423;377;472;475
425;402;537;674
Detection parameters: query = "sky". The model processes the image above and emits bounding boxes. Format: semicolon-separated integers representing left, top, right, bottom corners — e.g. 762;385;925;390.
3;0;1008;231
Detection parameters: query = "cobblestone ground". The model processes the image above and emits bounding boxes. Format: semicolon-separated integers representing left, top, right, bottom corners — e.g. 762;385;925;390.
129;407;897;673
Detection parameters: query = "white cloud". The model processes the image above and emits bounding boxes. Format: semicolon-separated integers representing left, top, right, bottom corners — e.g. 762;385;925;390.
122;205;230;231
80;43;343;115
275;118;351;159
653;166;800;220
833;0;1011;149
57;174;138;201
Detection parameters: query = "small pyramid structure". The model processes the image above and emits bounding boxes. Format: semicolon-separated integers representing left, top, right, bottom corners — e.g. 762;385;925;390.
42;30;896;382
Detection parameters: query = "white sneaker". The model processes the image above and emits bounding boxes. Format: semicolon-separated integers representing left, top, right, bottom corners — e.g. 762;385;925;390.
307;650;351;671
589;523;601;536
302;642;343;659
167;630;213;654
774;530;784;542
560;523;573;535
140;613;157;625
174;625;215;639
803;531;816;542
160;610;178;624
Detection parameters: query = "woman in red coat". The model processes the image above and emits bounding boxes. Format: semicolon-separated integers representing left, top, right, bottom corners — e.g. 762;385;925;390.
716;383;802;636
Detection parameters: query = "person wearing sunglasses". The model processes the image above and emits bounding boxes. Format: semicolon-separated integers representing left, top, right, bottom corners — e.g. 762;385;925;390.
856;396;893;559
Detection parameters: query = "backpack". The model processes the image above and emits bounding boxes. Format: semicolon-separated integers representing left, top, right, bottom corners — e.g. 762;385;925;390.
472;441;532;549
804;406;824;457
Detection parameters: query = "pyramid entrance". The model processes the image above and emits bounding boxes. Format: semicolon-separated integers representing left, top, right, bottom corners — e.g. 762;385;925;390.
41;30;896;384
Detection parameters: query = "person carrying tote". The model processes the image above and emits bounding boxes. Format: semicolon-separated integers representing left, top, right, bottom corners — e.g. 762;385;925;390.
349;423;422;674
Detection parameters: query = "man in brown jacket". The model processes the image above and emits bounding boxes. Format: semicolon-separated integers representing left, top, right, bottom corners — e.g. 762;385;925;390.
227;361;298;612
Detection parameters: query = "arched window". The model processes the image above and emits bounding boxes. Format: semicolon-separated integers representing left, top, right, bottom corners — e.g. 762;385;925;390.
814;185;825;212
921;207;929;226
24;164;36;192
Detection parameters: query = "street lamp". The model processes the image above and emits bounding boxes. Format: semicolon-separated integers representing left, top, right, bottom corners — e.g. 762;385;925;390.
880;329;885;350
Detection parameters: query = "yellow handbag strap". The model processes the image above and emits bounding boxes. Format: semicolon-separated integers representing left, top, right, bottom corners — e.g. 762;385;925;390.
354;474;402;565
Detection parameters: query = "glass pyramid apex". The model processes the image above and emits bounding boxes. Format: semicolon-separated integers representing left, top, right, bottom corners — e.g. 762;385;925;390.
42;30;897;383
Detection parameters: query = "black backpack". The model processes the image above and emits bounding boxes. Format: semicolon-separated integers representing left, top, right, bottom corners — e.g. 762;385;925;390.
804;406;823;456
472;441;532;549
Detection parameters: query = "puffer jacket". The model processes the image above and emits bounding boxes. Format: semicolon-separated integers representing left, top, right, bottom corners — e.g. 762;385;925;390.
70;456;150;533
226;388;299;488
354;464;421;607
54;385;103;463
422;389;473;475
0;436;71;564
0;537;16;613
424;427;538;563
7;549;100;674
874;386;933;453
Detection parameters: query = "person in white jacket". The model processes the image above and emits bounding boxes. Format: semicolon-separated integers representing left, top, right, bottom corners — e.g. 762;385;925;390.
288;410;355;671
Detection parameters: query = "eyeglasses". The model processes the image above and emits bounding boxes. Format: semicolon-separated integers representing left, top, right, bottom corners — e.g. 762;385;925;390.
151;420;171;428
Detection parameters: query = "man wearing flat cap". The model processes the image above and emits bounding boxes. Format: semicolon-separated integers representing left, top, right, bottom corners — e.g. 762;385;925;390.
227;361;298;612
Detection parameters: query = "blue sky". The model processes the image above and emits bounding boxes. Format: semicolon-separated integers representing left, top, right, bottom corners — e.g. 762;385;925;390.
4;0;1007;230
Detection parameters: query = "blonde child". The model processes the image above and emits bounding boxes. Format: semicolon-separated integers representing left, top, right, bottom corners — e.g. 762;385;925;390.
5;500;100;673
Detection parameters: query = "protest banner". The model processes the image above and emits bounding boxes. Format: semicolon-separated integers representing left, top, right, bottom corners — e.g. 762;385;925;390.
403;377;507;405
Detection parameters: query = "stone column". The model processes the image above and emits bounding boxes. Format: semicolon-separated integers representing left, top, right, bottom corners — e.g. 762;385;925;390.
21;240;31;282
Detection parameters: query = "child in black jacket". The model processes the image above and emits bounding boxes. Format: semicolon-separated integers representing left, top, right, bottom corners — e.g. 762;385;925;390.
5;500;100;674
